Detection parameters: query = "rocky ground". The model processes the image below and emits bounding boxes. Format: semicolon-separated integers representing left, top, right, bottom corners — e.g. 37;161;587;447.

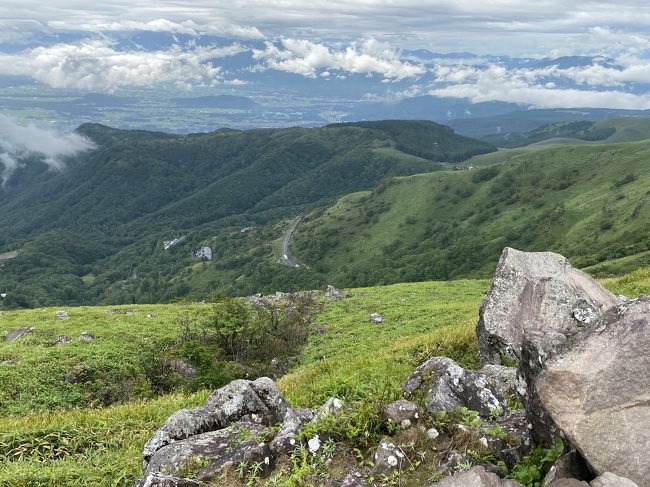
133;247;647;487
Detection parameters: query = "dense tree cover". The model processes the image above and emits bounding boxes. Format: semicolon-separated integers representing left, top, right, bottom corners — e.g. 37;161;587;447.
481;120;616;148
0;121;494;307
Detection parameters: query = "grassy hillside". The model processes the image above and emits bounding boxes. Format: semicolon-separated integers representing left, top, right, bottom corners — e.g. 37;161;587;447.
291;140;650;286
1;270;648;486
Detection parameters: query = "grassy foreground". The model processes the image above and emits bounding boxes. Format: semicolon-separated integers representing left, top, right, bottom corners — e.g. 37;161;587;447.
1;269;649;486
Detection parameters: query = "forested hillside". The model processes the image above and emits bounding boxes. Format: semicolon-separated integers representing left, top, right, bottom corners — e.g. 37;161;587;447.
0;121;494;307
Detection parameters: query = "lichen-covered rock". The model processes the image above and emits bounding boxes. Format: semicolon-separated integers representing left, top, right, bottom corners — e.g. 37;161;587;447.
143;377;288;464
134;473;201;487
384;399;420;426
144;422;271;481
79;331;94;342
55;310;70;320
479;365;518;397
270;407;314;455
371;439;405;475
314;397;347;421
476;248;618;366
534;298;650;486
5;327;34;342
483;411;532;469
590;472;639;487
543;451;592;485
546;480;589;487
369;313;384;324
403;356;507;416
325;285;347;299
428;466;523;486
53;335;72;346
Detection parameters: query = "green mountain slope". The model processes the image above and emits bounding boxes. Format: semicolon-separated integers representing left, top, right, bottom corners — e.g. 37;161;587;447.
0;121;494;307
290;140;650;286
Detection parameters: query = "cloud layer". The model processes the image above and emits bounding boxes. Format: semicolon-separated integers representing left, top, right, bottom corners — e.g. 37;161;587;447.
0;116;94;183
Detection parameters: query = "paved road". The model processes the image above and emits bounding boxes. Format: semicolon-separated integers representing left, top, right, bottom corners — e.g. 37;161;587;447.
280;219;306;268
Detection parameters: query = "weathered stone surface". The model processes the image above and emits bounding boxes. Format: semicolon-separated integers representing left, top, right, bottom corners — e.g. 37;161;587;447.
369;313;384;324
314;397;347;421
384;399;420;426
543;451;592;484
168;359;197;379
590;472;639;487
55;310;70;320
428;466;522;486
145;422;271;481
339;473;367;486
5;327;33;342
270;407;314;455
476;247;618;366
437;450;475;474
134;473;201;487
403;356;507;416
372;439;405;475
534;298;650;486
485;411;532;469
546;480;589;487
53;335;72;346
144;377;288;463
79;331;94;342
480;365;518;397
325;285;347;299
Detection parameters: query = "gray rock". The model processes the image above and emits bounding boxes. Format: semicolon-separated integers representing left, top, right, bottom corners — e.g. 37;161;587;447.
144;422;271;481
372;439;405;475
314;397;347;421
325;285;347;299
53;336;72;346
79;331;94;342
5;327;33;342
64;364;94;384
55;310;70;320
429;466;522;486
480;364;518;397
369;313;384;324
543;451;592;484
134;473;201;487
339;473;367;486
476;247;618;366
270;407;314;455
384;399;421;425
144;377;287;464
485;411;533;469
403;356;506;416
546;481;589;487
437;450;475;474
534;298;650;486
590;472;639;487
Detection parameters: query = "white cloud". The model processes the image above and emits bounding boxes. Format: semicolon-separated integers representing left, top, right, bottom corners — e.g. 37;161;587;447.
0;115;95;183
252;38;426;80
0;40;247;91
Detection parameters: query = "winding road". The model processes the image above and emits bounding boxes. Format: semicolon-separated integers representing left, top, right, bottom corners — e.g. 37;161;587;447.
280;219;306;268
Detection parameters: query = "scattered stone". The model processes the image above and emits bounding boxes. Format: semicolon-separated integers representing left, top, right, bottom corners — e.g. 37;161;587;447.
590;472;639;487
476;247;618;366
369;313;384;324
314;397;347;421
546;480;589;487
64;364;95;384
55;310;70;320
314;325;328;334
105;308;136;315
372;439;404;475
384;399;421;426
168;358;197;379
437;450;475;474
79;331;94;342
403;356;507;416
428;466;522;486
53;335;72;346
325;285;347;299
426;427;440;440
5;327;33;342
147;313;156;319
270;408;314;455
533;298;650;486
339;473;367;487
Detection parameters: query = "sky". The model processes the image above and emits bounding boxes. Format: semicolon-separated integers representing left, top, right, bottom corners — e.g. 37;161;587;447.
1;1;650;108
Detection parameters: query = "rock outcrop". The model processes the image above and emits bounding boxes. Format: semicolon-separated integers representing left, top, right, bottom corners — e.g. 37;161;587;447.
476;247;618;366
428;466;522;486
533;298;650;486
4;327;33;342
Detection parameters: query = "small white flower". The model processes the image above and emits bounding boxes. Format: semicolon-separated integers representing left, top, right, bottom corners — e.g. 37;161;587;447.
308;435;321;454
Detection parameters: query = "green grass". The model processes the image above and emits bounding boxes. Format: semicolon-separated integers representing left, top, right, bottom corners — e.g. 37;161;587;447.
1;269;648;486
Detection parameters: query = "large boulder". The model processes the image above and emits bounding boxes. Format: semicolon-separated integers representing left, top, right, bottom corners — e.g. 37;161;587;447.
428;466;522;486
533;298;650;486
476;248;618;366
5;327;33;342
